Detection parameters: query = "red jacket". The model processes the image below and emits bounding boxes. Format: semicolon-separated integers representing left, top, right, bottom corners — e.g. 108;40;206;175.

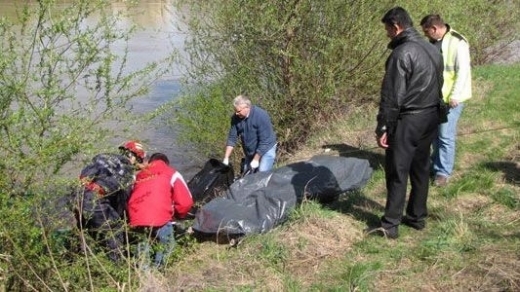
128;160;193;227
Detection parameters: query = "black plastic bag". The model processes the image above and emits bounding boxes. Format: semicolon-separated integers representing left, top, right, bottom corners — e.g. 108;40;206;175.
187;158;235;207
192;155;373;237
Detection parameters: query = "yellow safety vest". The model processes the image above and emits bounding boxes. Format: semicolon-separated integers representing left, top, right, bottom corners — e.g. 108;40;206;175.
441;29;472;102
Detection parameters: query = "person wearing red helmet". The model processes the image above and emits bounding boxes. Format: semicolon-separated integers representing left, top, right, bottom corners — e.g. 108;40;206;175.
119;140;146;164
75;140;146;262
128;152;193;268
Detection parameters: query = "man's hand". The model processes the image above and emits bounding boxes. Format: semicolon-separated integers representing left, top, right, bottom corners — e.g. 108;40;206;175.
250;159;259;170
376;132;389;149
222;157;229;166
449;99;459;108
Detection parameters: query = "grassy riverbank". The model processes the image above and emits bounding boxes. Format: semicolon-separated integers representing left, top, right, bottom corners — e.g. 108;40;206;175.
155;64;520;291
2;64;517;291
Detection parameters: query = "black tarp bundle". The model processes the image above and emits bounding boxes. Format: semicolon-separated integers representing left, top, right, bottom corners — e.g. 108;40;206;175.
187;158;235;208
192;155;373;237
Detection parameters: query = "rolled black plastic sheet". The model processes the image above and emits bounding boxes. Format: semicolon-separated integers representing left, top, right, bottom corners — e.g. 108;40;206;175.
192;155;373;236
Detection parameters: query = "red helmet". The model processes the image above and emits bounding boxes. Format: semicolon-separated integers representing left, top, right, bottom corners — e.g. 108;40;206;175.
119;140;146;160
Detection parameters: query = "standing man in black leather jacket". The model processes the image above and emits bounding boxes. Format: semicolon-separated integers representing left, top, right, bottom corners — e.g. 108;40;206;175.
373;7;443;238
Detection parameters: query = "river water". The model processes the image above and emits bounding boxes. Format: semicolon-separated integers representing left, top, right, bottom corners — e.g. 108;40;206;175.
0;1;206;178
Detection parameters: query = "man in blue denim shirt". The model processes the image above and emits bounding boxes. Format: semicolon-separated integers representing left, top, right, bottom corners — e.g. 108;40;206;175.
222;95;277;173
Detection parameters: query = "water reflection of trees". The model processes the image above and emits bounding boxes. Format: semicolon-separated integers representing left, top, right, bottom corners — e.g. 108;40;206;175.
0;1;180;30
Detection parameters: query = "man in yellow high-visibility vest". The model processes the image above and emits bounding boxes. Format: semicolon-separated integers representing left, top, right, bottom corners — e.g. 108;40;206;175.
420;14;472;187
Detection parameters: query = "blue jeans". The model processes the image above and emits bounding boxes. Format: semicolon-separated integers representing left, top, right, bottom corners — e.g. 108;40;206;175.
431;103;464;177
137;222;176;268
245;144;277;173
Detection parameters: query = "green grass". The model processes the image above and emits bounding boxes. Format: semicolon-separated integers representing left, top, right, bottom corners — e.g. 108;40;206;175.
2;64;519;291
159;64;520;291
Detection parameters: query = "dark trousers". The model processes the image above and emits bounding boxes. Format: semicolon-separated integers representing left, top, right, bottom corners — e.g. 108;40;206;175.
76;189;126;262
381;109;439;229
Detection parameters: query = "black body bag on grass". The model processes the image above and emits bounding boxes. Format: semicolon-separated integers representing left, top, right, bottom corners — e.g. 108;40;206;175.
187;158;235;212
192;155;374;238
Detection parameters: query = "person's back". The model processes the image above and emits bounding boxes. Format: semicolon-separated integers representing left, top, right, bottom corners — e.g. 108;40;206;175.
129;156;193;227
75;141;146;262
128;152;193;268
79;153;135;217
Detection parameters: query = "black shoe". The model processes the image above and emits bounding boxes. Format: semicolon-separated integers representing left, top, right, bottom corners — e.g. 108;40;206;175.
364;226;399;239
402;217;426;230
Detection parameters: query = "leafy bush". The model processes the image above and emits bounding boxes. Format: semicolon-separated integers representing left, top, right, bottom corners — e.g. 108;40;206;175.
0;0;172;195
171;0;520;159
0;0;175;290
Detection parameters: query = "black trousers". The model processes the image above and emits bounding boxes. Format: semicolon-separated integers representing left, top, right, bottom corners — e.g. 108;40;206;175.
381;109;439;229
76;189;126;262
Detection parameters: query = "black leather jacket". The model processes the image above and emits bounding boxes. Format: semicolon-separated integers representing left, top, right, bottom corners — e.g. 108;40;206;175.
376;28;443;136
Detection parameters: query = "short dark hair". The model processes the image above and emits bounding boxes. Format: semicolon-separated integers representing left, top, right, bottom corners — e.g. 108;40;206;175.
149;152;170;165
420;14;445;28
381;6;413;29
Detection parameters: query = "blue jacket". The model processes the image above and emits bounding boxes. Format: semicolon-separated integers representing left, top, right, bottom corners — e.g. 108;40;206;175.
226;105;277;157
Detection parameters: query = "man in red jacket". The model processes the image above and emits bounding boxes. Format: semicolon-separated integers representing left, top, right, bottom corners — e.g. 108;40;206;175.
128;152;193;268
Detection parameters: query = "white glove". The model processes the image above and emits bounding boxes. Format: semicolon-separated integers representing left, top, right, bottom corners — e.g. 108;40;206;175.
222;158;229;166
250;159;259;170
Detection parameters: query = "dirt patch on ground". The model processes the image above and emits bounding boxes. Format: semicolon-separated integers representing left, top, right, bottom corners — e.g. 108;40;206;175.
159;211;363;291
488;40;520;65
450;194;492;214
275;213;363;281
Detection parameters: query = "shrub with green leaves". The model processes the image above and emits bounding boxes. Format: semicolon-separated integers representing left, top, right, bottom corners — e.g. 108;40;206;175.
0;0;172;195
0;0;175;290
172;0;520;161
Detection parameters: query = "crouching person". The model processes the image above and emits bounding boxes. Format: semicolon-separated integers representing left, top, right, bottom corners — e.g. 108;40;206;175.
76;141;146;262
128;152;193;268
